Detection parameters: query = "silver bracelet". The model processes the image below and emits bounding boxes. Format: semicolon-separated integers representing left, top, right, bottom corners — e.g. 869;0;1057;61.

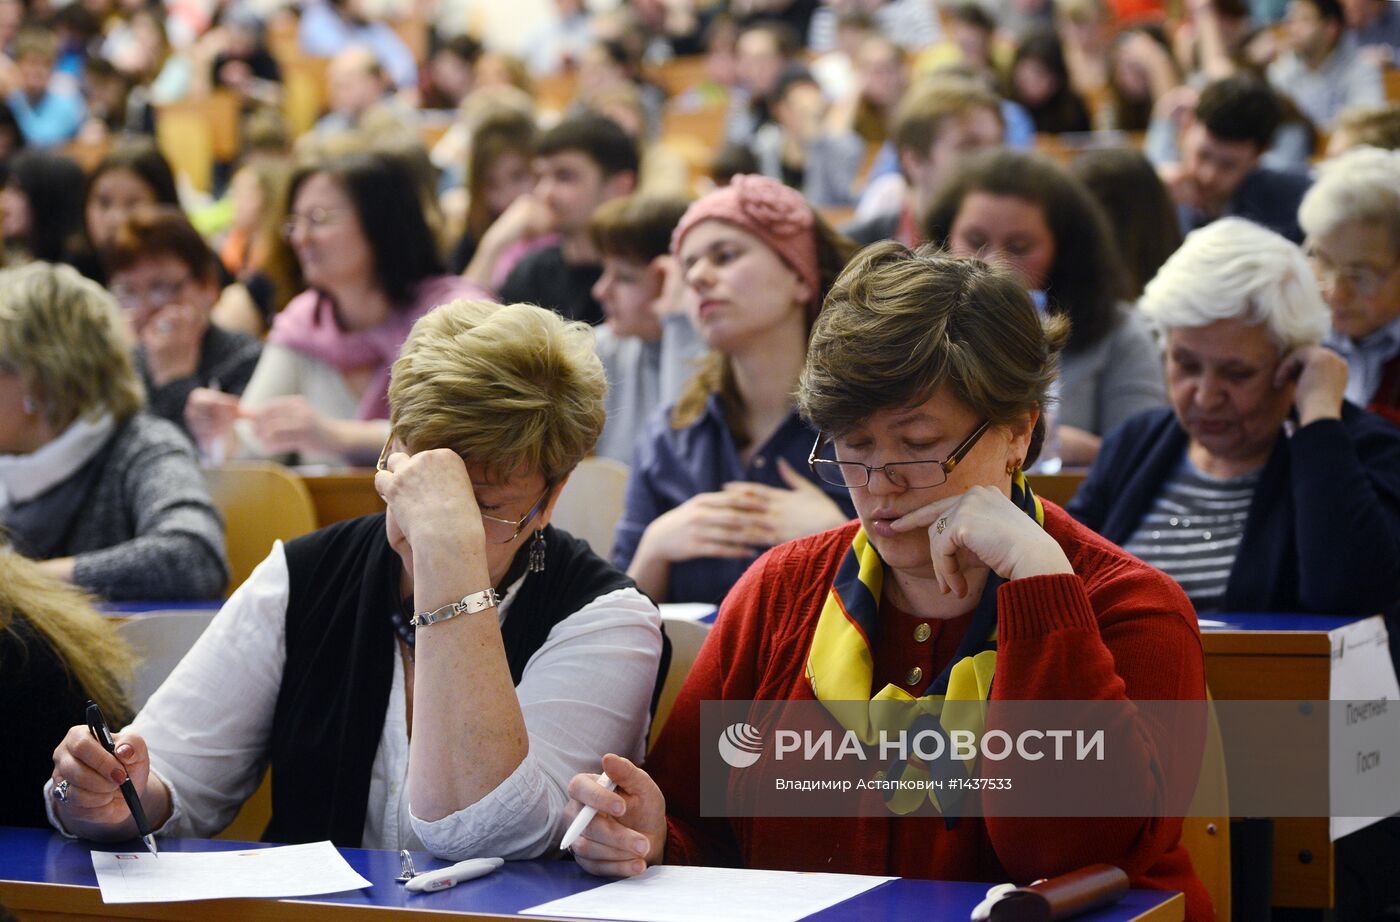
410;588;501;627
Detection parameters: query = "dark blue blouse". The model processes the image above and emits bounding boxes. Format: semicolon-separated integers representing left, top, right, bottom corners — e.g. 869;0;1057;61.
612;395;857;605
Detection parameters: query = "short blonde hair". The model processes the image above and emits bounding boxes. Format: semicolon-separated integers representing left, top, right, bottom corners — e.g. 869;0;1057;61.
1139;217;1329;352
388;300;607;483
0;262;144;430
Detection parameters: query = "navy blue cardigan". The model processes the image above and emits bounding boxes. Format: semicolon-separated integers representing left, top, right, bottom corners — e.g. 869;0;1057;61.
1067;405;1400;616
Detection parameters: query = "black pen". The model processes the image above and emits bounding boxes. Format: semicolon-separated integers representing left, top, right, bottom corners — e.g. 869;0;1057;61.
85;701;158;857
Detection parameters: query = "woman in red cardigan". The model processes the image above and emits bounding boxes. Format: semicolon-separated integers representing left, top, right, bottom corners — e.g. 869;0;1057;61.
567;241;1212;921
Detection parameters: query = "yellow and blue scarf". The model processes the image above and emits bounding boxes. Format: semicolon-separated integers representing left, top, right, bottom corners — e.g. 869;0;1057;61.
804;471;1045;816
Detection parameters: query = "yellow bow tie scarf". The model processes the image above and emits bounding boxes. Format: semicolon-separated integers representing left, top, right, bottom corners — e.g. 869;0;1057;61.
804;471;1045;816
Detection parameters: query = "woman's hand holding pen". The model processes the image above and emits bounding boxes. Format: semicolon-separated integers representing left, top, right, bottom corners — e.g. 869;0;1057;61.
50;726;172;839
566;754;668;878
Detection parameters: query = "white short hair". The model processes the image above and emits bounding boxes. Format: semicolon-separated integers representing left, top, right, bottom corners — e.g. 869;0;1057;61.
1138;217;1329;351
1298;146;1400;244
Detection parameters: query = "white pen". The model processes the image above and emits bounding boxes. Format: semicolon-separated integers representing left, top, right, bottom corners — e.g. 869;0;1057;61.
560;772;616;851
404;856;504;893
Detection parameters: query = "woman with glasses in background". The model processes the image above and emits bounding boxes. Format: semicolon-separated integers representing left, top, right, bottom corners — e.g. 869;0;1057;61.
106;206;262;437
185;151;489;465
1071;206;1400;922
1068;217;1400;621
567;242;1212;921
49;298;664;861
1298;146;1400;428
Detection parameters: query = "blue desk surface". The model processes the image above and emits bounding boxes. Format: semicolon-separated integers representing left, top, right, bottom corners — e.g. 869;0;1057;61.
689;610;1370;634
92;604;1365;635
98;600;224;615
1202;612;1368;633
0;827;1180;921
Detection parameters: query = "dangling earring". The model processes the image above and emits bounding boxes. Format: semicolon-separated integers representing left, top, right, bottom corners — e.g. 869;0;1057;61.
527;529;547;573
1006;458;1023;476
21;395;35;415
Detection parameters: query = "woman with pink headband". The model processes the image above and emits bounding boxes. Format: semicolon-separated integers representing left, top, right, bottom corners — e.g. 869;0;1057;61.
610;175;859;605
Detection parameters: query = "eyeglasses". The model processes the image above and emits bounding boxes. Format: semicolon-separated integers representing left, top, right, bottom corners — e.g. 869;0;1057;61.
1305;247;1398;298
281;206;344;240
376;438;553;544
111;276;191;310
807;420;992;490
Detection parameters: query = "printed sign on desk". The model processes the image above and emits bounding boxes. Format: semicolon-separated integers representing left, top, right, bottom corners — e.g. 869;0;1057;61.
1329;615;1400;841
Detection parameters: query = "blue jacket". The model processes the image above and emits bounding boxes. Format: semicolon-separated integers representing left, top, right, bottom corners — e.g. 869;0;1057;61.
1067;405;1400;616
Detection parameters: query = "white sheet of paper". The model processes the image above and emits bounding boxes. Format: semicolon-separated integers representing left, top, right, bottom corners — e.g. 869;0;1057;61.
91;841;372;904
1328;615;1400;841
657;603;718;622
520;866;894;922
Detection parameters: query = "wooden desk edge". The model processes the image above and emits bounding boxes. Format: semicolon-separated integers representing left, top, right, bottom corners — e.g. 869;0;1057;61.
1140;891;1187;922
1200;630;1334;656
0;880;577;922
0;878;1183;922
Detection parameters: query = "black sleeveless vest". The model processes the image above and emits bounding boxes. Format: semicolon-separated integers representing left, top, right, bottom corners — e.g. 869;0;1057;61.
263;514;640;846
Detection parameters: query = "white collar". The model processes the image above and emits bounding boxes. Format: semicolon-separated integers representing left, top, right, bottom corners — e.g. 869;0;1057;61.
0;413;116;511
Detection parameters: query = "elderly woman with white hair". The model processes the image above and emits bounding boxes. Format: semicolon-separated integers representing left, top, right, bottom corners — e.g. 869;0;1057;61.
1068;217;1400;618
1299;146;1400;427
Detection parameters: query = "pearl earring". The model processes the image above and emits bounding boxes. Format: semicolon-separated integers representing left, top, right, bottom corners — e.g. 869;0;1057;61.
22;395;35;415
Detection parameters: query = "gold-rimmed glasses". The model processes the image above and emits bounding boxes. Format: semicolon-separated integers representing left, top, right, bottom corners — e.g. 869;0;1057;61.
807;420;992;489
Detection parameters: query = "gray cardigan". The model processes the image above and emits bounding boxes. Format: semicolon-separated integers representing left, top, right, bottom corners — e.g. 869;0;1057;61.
1058;305;1167;437
5;414;229;600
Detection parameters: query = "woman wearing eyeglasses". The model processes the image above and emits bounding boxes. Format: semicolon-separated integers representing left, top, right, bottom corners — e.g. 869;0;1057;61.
48;299;664;861
566;242;1212;921
1068;217;1400;622
106;206;262;438
1298;146;1400;428
185;151;489;465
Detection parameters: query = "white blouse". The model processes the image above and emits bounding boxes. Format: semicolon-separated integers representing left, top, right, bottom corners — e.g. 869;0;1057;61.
233;343;389;466
52;542;663;860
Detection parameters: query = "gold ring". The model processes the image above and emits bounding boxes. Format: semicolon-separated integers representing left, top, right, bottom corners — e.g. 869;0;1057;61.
935;516;948;534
